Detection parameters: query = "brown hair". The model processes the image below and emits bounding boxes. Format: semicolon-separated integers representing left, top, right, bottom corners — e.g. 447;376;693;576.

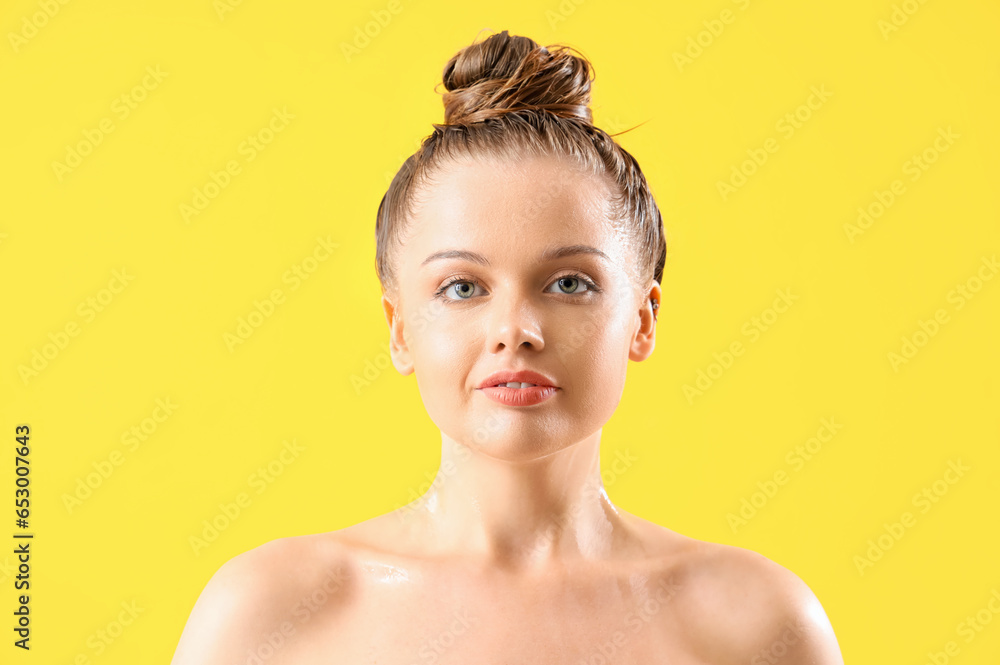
375;30;666;300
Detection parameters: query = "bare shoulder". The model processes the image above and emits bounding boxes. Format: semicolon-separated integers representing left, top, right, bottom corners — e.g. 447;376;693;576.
658;535;844;665
170;533;356;665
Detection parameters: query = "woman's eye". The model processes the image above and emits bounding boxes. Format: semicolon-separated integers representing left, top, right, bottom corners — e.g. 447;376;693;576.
443;280;481;300
548;276;591;295
437;274;596;301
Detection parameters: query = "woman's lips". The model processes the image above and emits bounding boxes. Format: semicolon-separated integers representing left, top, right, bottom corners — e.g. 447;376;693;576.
477;370;557;389
478;385;558;406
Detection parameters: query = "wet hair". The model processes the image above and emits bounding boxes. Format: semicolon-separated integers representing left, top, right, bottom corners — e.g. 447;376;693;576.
374;29;666;299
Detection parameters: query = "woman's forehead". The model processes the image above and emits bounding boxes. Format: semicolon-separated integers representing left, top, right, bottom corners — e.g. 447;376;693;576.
423;154;607;204
405;157;621;253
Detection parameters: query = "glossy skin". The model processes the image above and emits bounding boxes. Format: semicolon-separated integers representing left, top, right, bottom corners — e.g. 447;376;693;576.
171;155;845;664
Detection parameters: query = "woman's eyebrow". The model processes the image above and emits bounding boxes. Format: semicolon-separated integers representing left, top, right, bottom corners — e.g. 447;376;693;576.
421;249;490;267
543;244;611;263
420;244;610;267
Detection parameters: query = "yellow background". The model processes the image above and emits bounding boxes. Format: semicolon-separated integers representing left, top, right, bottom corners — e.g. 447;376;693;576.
1;0;998;662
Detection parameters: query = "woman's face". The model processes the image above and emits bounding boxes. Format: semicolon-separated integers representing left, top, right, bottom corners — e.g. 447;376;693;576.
383;154;659;462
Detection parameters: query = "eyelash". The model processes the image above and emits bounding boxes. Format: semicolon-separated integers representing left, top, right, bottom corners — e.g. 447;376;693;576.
433;272;601;303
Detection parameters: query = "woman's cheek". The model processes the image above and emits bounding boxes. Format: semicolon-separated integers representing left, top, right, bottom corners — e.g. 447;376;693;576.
555;315;597;357
420;318;475;375
589;336;625;387
418;327;449;368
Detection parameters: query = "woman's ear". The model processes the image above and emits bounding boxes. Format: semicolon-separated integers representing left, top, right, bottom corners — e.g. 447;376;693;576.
629;281;660;362
381;293;414;375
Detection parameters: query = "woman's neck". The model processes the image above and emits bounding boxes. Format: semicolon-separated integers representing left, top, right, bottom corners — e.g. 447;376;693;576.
404;431;636;571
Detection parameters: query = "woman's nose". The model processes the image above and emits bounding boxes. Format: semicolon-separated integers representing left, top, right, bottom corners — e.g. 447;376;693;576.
485;292;544;353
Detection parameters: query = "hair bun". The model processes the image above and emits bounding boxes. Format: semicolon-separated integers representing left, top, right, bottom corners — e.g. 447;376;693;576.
440;30;594;126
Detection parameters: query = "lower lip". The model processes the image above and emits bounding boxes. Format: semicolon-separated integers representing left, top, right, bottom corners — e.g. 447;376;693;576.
479;385;558;406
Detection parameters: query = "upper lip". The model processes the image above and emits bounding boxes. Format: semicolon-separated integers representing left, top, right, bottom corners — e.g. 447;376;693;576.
477;370;558;389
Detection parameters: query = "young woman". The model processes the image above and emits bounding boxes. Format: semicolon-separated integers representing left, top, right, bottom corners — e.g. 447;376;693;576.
172;30;845;664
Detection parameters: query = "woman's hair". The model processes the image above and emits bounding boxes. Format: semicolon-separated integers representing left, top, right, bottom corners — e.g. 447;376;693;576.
375;30;666;298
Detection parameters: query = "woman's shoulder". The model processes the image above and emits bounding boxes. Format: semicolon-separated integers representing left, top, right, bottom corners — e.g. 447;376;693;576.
640;524;843;664
171;531;357;664
209;530;357;601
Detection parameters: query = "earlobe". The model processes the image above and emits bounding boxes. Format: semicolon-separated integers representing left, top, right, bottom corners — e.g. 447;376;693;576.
381;294;414;375
629;281;660;362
